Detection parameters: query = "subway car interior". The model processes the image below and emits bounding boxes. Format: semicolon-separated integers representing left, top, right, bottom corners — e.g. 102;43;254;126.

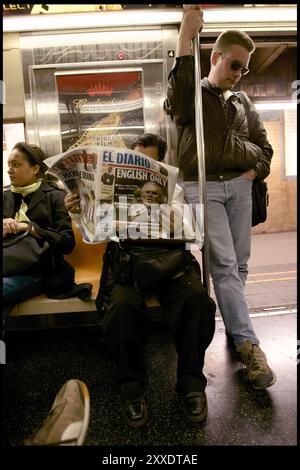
2;4;297;449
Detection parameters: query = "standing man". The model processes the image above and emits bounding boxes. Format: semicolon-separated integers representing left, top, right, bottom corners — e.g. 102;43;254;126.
165;6;276;390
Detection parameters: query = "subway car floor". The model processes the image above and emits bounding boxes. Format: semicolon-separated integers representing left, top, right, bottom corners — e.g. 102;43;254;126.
2;312;297;447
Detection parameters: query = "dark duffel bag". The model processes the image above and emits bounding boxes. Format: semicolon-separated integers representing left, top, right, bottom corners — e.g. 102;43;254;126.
130;247;189;293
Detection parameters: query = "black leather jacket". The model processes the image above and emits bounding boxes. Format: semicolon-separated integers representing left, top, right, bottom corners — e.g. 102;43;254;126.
3;182;75;254
4;182;92;300
165;55;273;181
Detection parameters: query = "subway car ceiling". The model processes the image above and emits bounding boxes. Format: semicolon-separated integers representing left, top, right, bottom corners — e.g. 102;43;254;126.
3;6;297;122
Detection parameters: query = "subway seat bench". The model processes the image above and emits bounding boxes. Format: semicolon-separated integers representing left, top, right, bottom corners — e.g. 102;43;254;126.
8;224;105;317
8;224;160;319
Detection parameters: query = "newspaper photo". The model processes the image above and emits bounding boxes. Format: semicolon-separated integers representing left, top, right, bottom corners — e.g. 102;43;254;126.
44;146;197;244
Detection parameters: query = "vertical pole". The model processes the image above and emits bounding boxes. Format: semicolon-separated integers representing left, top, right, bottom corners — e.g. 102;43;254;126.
193;33;210;294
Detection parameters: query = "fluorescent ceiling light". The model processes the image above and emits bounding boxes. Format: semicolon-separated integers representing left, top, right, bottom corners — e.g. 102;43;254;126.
203;7;296;24
4;10;181;32
254;101;297;110
3;7;297;33
21;30;163;48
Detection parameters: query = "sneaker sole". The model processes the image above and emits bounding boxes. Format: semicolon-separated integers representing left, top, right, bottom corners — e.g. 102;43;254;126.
77;380;90;445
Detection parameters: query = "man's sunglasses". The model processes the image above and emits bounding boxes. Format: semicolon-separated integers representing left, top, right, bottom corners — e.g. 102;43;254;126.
221;53;250;76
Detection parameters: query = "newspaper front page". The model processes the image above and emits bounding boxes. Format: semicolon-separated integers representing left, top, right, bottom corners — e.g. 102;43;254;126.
44;146;197;244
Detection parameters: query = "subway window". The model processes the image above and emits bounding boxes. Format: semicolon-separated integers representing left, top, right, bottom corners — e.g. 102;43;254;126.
3;122;25;186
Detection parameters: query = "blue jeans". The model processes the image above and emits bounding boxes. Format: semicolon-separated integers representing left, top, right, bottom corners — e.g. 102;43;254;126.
182;177;259;346
3;274;45;320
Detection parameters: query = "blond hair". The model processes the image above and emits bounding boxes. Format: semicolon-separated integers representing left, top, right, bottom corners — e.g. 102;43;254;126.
211;29;255;62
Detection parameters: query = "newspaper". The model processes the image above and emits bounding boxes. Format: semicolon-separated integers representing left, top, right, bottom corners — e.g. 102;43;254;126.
44;146;196;243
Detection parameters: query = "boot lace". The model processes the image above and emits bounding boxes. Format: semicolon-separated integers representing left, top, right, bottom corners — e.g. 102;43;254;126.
243;345;267;373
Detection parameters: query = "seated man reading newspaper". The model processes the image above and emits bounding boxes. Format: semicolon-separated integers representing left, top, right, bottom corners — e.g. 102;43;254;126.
64;133;216;428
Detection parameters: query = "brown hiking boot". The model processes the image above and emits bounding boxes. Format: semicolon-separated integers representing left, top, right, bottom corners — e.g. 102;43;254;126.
236;340;276;390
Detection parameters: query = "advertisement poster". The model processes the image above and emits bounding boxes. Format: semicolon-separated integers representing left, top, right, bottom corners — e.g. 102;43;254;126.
55;70;144;152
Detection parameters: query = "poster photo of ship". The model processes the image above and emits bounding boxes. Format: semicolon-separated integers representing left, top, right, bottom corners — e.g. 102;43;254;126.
55;69;145;152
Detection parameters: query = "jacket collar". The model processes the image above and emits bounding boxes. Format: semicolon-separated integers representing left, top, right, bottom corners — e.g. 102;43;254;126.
25;182;52;212
4;182;57;216
201;77;242;103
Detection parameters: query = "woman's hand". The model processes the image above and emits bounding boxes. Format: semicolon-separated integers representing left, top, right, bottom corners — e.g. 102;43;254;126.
3;219;42;239
3;218;19;237
17;222;31;232
64;193;81;214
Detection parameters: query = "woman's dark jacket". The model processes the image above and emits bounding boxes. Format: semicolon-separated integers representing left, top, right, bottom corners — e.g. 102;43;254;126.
3;182;91;299
165;55;273;181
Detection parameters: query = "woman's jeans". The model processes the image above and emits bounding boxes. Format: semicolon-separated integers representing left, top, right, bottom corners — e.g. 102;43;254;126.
3;274;45;323
182;177;259;346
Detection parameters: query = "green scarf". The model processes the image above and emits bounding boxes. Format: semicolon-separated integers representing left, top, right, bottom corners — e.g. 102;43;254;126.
10;179;43;222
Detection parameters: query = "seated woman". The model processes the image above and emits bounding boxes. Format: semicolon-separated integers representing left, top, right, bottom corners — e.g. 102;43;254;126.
3;142;90;325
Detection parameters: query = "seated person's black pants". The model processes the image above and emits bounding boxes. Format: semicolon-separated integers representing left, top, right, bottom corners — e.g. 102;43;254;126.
101;262;216;401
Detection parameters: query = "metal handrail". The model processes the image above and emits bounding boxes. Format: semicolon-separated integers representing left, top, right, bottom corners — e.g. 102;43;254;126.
193;33;210;294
